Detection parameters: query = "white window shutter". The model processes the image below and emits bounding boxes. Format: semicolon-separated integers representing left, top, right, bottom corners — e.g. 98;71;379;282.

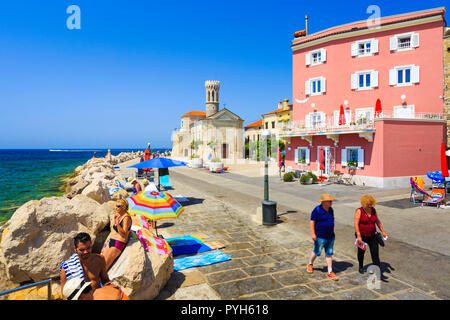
390;37;397;51
305;52;311;66
320;112;327;127
305;80;311;95
371;71;378;87
334;111;339;126
411;66;420;83
321;48;327;62
351;43;358;56
321;77;326;93
345;109;352;124
411;33;419;48
305;114;311;128
357;149;365;168
295;148;299;163
389;69;397;86
341;148;347;167
351;73;358;89
372;39;379;54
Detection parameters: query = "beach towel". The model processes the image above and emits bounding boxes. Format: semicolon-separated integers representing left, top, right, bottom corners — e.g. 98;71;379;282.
130;214;172;255
108;186;121;195
173;251;231;271
60;253;84;281
166;235;212;256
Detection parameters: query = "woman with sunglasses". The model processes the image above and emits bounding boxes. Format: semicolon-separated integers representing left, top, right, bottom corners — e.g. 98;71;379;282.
103;199;132;271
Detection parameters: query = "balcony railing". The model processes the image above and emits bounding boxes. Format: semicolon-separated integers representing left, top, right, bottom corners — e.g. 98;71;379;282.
280;111;443;136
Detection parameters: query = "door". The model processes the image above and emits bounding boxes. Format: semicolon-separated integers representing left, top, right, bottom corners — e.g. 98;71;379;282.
317;146;332;176
222;143;228;159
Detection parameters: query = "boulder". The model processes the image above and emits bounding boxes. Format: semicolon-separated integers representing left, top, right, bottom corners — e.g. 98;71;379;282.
111;189;129;201
66;177;89;199
81;179;111;204
0;195;112;283
108;239;173;300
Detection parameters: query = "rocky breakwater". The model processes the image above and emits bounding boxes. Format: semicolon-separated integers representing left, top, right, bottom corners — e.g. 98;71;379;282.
0;152;173;300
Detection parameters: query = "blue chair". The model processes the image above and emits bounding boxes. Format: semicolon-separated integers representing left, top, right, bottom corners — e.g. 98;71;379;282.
160;175;173;189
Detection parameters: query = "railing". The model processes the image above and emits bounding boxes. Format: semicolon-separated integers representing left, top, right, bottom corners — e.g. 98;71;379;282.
280;111;443;136
0;279;52;300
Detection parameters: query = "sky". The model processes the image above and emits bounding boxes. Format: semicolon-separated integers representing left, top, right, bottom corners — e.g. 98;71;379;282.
0;0;446;149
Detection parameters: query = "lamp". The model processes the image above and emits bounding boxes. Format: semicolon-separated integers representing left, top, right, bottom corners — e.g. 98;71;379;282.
311;103;316;108
344;100;348;107
401;95;406;104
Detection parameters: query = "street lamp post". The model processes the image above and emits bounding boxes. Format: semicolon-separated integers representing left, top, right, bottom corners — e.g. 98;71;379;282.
261;130;277;225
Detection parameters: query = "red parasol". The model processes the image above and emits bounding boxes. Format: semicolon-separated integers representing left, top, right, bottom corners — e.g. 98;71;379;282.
319;146;325;171
441;141;449;178
339;104;346;126
375;99;382;118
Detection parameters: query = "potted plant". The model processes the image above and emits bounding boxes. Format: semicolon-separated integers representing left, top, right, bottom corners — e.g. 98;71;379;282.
283;172;295;182
300;171;318;185
298;158;306;164
191;155;203;168
209;157;223;172
347;160;357;168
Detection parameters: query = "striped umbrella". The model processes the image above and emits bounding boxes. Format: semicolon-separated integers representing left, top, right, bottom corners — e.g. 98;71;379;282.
127;191;184;221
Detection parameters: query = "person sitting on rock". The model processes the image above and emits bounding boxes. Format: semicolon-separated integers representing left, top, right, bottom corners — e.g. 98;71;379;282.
130;178;142;194
102;199;132;271
60;232;110;299
62;278;130;300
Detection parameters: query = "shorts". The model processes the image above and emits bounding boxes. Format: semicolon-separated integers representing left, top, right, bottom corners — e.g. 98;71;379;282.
313;236;335;257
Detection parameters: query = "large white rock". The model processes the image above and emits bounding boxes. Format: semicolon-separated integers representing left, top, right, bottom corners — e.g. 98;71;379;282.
81;179;111;204
0;195;112;283
108;239;173;300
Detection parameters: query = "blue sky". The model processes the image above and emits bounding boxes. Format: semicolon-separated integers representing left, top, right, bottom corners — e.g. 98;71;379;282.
0;0;446;149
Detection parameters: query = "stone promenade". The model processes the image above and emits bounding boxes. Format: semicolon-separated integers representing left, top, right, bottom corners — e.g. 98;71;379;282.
152;167;445;300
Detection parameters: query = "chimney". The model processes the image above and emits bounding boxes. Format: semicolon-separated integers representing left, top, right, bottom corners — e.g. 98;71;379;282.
278;101;283;109
305;15;309;36
283;98;289;109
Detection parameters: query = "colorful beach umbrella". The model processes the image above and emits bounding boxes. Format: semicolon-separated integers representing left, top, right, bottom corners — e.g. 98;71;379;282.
127;191;184;221
339;104;346;126
375;99;382;118
441;141;449;178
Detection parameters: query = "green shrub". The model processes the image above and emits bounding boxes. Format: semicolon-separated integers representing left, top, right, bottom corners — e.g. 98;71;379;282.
283;172;294;182
307;171;318;183
300;174;310;184
210;158;222;163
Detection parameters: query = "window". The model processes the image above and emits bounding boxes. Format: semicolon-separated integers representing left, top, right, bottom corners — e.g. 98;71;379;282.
265;122;268;129
389;65;419;86
355;108;374;125
390;33;419;52
341;147;364;168
295;147;310;164
305;48;327;66
351;70;378;90
271;121;275;129
306;111;326;128
306;77;326;96
351;39;378;57
278;120;282;128
333;109;352;126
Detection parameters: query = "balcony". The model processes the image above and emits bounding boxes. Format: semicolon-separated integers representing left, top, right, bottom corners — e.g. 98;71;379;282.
279;111;443;143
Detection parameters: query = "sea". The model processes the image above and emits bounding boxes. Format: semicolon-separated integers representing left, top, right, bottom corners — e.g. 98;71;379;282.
0;148;169;222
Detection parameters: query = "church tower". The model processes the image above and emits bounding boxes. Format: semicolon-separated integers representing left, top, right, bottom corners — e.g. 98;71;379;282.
205;80;220;117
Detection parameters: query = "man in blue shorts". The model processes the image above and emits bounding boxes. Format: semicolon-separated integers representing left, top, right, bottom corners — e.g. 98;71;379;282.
306;193;338;280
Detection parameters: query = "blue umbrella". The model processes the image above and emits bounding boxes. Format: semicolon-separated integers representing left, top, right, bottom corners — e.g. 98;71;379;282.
127;157;187;189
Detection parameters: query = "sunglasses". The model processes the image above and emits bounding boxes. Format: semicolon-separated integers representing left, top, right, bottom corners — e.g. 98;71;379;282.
116;205;123;208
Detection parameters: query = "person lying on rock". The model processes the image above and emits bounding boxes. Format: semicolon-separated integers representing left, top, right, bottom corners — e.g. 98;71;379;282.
60;232;110;299
62;278;130;300
102;199;132;271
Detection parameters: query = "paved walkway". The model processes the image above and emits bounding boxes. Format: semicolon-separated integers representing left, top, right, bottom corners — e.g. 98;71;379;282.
149;166;448;300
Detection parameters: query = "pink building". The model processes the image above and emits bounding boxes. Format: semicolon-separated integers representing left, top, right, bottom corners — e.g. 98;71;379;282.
283;7;447;188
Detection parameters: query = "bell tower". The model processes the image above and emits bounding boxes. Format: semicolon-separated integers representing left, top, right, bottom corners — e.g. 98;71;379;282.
205;80;220;117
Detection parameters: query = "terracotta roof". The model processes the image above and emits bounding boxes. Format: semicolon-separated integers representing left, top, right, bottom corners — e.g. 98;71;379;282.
262;104;293;116
292;7;445;48
181;111;206;117
244;119;262;128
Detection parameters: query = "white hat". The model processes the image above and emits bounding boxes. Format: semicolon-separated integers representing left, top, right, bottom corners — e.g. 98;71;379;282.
63;278;92;300
127;177;134;183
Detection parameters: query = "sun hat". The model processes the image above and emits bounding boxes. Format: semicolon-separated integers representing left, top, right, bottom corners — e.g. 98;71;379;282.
127;177;134;183
318;193;336;202
141;179;149;185
63;278;92;300
130;178;137;184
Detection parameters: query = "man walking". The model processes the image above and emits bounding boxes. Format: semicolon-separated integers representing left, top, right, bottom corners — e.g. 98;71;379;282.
306;193;338;281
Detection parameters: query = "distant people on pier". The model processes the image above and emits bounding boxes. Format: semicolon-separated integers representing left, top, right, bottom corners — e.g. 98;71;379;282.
354;194;388;274
102;199;132;271
307;193;339;281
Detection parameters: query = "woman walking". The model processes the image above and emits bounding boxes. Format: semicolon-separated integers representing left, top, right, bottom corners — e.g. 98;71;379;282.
354;194;388;274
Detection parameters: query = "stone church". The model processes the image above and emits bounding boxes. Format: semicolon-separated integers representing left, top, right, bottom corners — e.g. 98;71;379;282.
171;81;244;162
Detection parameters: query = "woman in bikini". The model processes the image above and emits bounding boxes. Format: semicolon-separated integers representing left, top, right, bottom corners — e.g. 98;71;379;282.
103;199;132;271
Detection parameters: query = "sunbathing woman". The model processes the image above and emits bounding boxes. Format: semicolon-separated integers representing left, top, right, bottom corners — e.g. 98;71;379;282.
103;199;132;271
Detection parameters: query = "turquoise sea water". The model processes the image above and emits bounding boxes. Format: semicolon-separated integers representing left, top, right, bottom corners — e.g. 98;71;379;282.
0;149;169;222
